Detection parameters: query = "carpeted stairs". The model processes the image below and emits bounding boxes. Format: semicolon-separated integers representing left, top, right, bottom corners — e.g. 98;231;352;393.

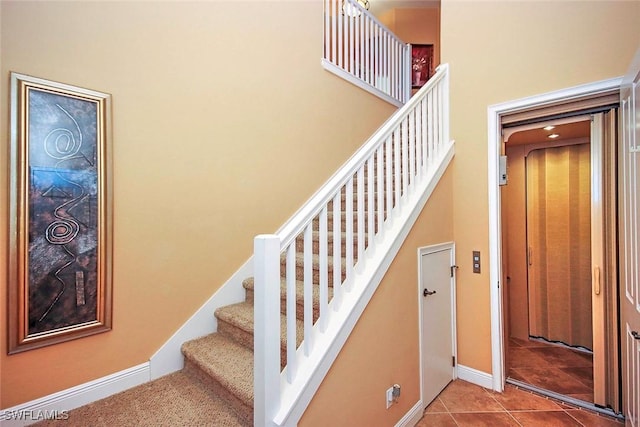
178;184;367;425
35;179;372;427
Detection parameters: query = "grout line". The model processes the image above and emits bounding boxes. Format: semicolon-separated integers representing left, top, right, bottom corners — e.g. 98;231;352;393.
564;408;588;427
505;410;525;427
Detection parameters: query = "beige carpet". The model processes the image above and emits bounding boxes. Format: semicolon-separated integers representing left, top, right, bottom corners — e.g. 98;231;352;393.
34;371;246;427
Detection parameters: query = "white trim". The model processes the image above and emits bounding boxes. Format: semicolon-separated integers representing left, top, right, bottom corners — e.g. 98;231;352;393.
0;363;150;427
149;259;251;379
487;77;622;393
321;59;404;108
395;400;424;427
456;364;494;390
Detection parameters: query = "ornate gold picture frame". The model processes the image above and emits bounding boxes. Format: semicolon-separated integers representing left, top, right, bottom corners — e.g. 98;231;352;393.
8;73;113;354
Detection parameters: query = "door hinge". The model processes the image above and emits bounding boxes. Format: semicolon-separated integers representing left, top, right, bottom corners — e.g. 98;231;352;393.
452;356;456;367
450;265;458;278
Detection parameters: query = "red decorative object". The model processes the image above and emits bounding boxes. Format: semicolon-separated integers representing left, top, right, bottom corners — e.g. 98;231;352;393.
411;44;434;88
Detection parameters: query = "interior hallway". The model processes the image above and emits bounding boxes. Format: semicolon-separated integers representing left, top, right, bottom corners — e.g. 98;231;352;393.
417;379;622;427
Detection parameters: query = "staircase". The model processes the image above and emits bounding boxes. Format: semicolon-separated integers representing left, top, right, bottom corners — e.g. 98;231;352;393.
169;63;453;427
180;207;362;426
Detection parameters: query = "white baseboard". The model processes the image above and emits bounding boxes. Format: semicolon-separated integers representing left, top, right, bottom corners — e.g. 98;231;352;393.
149;258;252;380
0;363;150;427
395;400;424;427
456;364;494;390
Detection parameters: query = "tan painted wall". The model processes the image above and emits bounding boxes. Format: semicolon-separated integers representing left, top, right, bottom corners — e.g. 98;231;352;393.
441;0;640;373
300;164;454;426
0;1;397;408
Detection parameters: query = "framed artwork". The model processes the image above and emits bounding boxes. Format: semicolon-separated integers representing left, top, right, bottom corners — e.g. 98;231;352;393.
8;73;113;354
411;44;434;89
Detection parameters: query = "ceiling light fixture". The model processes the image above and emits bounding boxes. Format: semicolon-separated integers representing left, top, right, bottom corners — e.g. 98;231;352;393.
548;133;560;139
342;0;370;17
543;125;555;131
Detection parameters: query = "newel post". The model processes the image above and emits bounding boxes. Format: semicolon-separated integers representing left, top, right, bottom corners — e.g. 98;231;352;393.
254;235;281;427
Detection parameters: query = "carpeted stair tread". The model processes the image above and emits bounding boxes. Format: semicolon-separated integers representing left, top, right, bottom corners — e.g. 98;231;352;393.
215;301;304;350
181;333;254;407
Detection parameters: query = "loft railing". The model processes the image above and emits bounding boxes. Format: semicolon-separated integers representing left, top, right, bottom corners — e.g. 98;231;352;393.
254;64;453;427
322;0;411;106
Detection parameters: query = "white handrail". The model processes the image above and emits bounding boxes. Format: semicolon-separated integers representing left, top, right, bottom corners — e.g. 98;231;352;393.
255;64;452;427
322;0;411;106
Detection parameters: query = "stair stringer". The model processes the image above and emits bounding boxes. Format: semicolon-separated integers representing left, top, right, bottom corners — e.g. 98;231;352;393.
149;258;252;380
273;141;454;427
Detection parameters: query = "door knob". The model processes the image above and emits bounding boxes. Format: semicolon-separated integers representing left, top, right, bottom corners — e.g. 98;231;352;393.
423;288;436;297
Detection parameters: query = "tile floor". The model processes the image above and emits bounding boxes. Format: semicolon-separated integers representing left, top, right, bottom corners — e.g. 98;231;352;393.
416;379;624;427
508;337;594;403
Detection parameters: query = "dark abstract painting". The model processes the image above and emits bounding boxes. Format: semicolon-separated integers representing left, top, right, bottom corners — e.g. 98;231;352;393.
9;73;112;353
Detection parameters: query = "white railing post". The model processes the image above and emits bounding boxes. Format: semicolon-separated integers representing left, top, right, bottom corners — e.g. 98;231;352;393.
254;235;282;427
405;44;412;103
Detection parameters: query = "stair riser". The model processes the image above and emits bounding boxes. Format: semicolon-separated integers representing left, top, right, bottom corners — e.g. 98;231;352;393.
182;360;253;426
217;317;291;369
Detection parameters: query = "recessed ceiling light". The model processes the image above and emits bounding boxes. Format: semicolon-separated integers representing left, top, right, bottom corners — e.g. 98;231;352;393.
548;133;560;139
543;125;555;131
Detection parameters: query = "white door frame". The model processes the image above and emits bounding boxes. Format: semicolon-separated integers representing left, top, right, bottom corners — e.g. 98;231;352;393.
418;242;457;403
486;77;622;392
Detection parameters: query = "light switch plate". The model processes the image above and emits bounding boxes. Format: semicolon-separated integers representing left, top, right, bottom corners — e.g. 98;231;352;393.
473;251;481;274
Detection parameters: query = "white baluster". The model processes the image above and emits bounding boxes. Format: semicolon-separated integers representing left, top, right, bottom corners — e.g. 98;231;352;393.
385;135;393;218
357;166;365;261
345;176;354;289
319;205;328;332
367;156;374;250
332;191;342;310
286;243;297;383
376;145;384;236
303;224;313;355
402;117;409;197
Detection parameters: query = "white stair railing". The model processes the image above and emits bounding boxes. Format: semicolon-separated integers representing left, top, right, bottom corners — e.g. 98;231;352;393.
254;64;453;427
322;0;411;107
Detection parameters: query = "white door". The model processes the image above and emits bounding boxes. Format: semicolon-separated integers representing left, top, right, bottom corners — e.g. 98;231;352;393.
419;243;456;406
620;47;640;427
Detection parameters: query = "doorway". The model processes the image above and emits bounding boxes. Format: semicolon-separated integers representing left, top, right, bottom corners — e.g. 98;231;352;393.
489;90;621;416
502;118;598;404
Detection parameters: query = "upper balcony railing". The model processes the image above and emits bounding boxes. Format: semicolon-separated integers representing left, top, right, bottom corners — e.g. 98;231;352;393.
322;0;411;106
